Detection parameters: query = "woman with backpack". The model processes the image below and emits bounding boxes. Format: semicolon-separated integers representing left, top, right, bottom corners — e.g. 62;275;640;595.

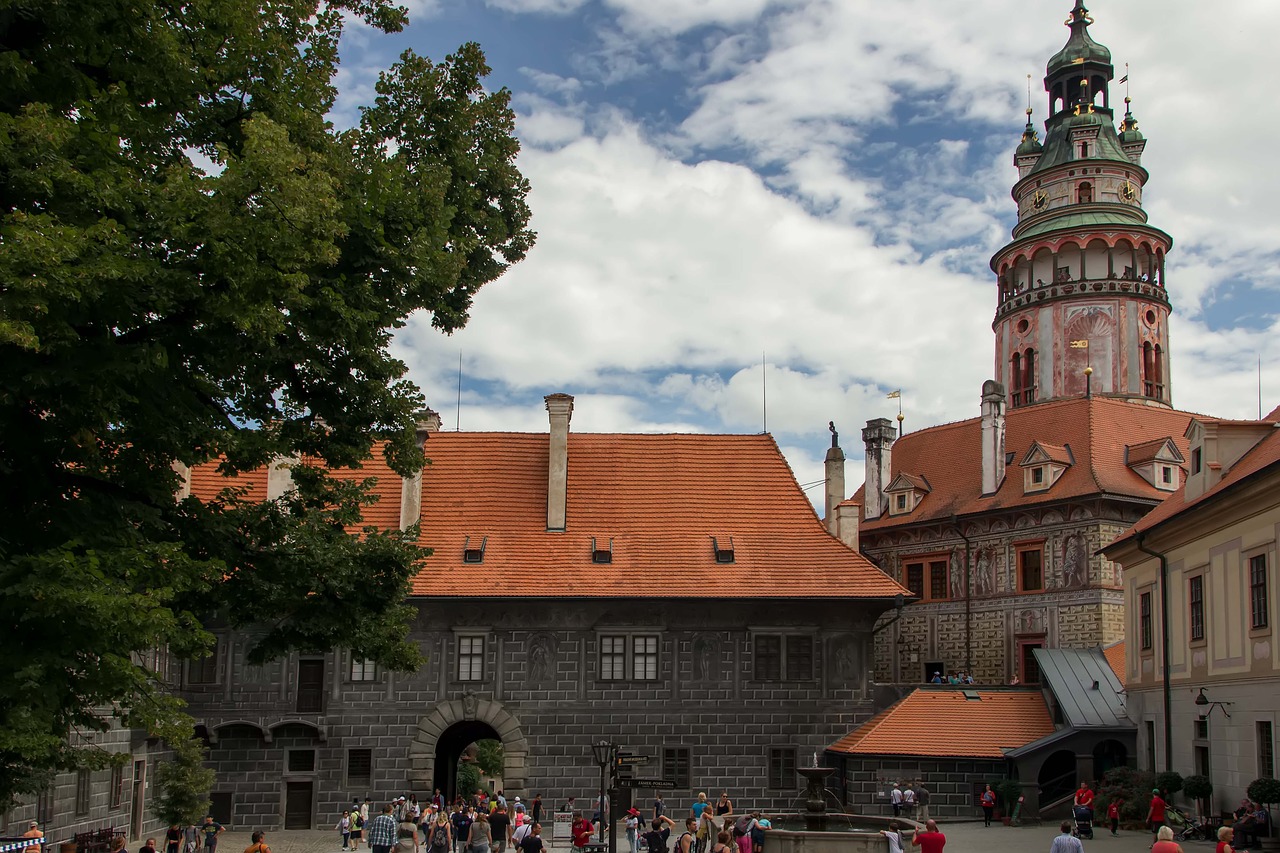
731;815;758;853
426;813;452;853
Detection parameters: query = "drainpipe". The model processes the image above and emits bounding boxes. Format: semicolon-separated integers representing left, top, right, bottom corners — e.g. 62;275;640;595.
952;514;973;673
1135;532;1173;773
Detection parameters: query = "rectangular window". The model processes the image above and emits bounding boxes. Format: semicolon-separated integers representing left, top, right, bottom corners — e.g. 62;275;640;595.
1194;718;1209;740
1259;721;1275;779
632;635;659;681
110;764;125;808
905;563;924;599
1191;447;1203;474
662;748;690;789
767;748;797;791
1145;721;1157;771
188;645;219;685
928;561;949;600
287;749;316;773
75;769;91;816
600;636;626;681
1020;642;1042;685
296;659;325;713
458;636;485;682
1189;575;1205;642
1140;591;1153;650
786;636;814;681
1031;466;1045;484
1251;554;1269;630
754;635;815;681
1161;466;1173;484
754;635;782;681
348;749;372;786
1019;547;1044;592
350;658;378;682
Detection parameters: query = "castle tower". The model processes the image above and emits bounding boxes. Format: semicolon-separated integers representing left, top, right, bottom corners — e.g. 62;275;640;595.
990;0;1173;409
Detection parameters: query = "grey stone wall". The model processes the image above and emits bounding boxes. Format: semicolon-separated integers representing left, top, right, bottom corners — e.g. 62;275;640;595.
836;756;1006;820
183;597;889;830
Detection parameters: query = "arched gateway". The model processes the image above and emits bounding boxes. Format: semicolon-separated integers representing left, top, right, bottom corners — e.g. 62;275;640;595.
408;695;529;798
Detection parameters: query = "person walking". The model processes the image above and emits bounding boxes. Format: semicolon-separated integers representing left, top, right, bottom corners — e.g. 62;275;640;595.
397;810;421;853
909;820;944;853
1107;799;1121;836
451;806;473;853
165;825;183;853
490;806;510;853
467;812;492;853
368;805;400;853
338;812;353;850
979;785;996;828
200;817;224;853
1147;789;1168;840
653;794;665;823
914;782;930;824
426;813;452;853
242;833;270;853
516;825;543;853
1048;821;1083;853
624;808;642;853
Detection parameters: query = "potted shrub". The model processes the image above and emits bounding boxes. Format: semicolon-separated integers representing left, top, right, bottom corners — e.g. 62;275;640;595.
1155;771;1185;798
1183;775;1213;820
996;779;1024;826
1247;777;1280;838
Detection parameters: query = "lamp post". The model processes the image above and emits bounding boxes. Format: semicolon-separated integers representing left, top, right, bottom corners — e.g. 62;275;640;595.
591;740;614;845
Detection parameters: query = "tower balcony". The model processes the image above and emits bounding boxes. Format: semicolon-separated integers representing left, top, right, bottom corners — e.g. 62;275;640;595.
995;274;1170;323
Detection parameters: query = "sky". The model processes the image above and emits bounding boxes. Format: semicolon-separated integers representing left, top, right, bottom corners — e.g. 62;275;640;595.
332;0;1280;506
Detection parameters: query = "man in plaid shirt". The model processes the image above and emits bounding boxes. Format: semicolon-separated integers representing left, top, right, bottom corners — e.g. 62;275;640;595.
366;805;399;853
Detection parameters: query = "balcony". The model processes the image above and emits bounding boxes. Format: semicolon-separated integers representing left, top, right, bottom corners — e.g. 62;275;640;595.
997;275;1169;320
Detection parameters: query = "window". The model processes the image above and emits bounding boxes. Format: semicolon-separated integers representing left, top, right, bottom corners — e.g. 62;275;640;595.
1194;718;1209;740
287;749;316;773
600;636;626;681
1031;467;1045;485
753;634;814;681
928;561;948;600
1259;722;1275;779
896;494;907;510
350;658;378;682
1191;447;1203;474
1011;348;1038;407
1161;466;1173;485
348;749;373;786
75;769;91;816
1145;721;1157;771
1189;575;1205;642
1077;182;1093;204
110;764;125;808
458;636;485;682
632;636;659;681
1018;547;1044;592
188;645;219;685
767;748;797;790
296;659;325;713
1251;554;1269;630
905;563;924;598
662;747;690;789
1020;642;1043;684
1140;591;1153;650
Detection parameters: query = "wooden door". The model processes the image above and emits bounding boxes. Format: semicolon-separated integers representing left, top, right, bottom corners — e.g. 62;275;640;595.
284;782;314;830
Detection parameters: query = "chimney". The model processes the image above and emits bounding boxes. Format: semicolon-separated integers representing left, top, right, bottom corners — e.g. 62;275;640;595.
266;455;295;500
400;409;442;531
835;502;861;551
981;380;1007;495
861;418;896;520
545;393;575;531
824;421;846;536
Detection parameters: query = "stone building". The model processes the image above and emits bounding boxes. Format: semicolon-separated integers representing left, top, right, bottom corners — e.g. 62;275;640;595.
825;0;1204;691
1103;406;1280;812
179;394;907;830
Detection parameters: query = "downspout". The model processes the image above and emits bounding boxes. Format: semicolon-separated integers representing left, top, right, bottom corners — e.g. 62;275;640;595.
1135;531;1173;773
952;514;973;673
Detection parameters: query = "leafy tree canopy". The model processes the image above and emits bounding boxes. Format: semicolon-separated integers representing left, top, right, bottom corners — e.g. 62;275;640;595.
0;0;533;807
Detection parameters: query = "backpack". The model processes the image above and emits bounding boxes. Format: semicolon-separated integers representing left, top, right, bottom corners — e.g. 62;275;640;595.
643;831;667;853
732;819;751;838
431;826;449;849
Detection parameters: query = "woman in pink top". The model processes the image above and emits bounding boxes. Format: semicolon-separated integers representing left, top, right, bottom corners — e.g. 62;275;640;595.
1152;826;1183;853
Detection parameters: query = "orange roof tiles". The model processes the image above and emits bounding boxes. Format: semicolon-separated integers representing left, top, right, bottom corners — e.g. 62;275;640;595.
828;688;1055;759
189;462;269;501
1102;640;1126;687
413;432;907;599
853;397;1197;529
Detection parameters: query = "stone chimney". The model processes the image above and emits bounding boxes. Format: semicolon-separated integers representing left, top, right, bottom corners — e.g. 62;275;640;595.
824;422;846;536
835;502;861;551
400;409;442;531
545;393;575;531
266;456;295;500
861;418;896;520
981;380;1007;495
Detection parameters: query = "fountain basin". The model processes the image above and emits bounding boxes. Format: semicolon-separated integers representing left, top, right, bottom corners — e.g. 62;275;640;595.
767;814;923;853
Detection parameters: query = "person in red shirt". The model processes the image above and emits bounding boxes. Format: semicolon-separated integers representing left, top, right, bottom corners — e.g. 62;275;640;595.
910;819;945;853
571;813;594;851
1216;825;1238;853
979;785;996;827
1106;799;1122;836
1147;790;1168;838
1074;783;1095;823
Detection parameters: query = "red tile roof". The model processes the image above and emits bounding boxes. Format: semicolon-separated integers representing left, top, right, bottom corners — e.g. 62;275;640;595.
853;397;1198;529
827;688;1055;758
1102;640;1125;687
1108;419;1280;548
413;432;907;599
1124;437;1181;466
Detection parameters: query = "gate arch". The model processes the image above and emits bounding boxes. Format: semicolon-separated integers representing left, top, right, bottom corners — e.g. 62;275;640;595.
408;695;529;796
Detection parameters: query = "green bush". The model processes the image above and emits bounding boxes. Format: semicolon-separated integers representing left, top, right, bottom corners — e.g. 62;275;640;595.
1155;771;1184;796
996;779;1024;812
1248;777;1280;806
1097;766;1156;824
1183;775;1212;800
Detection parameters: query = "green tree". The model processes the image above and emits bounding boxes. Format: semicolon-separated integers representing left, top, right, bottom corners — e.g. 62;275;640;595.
457;762;482;803
0;0;534;808
475;739;504;778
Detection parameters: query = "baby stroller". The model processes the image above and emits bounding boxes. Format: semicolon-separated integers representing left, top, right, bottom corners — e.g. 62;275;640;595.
1072;806;1094;840
1167;806;1210;842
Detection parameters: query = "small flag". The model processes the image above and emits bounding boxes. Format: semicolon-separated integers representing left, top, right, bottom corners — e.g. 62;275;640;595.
1070;339;1090;349
1118;74;1129;84
886;390;901;399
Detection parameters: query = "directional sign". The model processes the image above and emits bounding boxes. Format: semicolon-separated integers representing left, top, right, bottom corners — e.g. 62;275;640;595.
616;778;677;789
616;755;651;766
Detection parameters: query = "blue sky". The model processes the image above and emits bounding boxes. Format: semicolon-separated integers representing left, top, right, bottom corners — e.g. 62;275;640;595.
334;0;1280;504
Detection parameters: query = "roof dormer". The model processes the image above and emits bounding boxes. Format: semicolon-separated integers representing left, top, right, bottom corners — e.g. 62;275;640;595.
1184;417;1276;501
1124;437;1184;492
885;473;931;516
1020;441;1073;494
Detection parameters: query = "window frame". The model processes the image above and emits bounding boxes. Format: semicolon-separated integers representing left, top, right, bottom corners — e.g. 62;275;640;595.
75;769;91;816
752;633;817;682
1258;721;1275;779
1017;543;1045;593
286;748;317;774
904;562;925;599
1188;574;1206;643
1250;553;1270;632
767;747;797;791
901;554;950;602
457;635;486;683
600;635;627;681
349;657;379;683
110;763;125;809
1139;590;1153;650
187;641;220;686
347;749;373;787
632;635;659;681
661;747;690;789
596;633;660;682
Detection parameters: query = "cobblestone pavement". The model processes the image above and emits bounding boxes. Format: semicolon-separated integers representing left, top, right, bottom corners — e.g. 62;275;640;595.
209;822;1215;853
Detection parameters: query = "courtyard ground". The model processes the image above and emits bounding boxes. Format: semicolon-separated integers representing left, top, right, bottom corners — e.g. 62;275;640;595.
206;822;1215;853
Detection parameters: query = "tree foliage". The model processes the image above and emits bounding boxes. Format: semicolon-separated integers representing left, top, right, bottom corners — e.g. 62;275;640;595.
474;739;504;779
0;0;534;807
456;762;482;803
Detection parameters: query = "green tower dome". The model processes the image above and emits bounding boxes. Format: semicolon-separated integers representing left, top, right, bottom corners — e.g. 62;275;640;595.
1046;0;1112;76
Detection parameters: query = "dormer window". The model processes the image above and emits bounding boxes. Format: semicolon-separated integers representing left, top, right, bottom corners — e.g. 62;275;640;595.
886;473;931;516
1124;437;1185;493
1191;447;1203;474
591;537;613;564
462;535;487;563
1020;442;1072;494
712;536;735;564
896;494;908;511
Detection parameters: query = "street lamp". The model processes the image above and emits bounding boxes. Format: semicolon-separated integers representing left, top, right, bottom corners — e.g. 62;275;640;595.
591;740;615;844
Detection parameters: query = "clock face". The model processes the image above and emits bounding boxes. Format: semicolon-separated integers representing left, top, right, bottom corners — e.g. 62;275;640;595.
1120;181;1137;201
1031;190;1049;210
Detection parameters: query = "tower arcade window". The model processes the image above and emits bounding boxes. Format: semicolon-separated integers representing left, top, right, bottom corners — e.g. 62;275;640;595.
1143;341;1165;399
1011;348;1037;407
